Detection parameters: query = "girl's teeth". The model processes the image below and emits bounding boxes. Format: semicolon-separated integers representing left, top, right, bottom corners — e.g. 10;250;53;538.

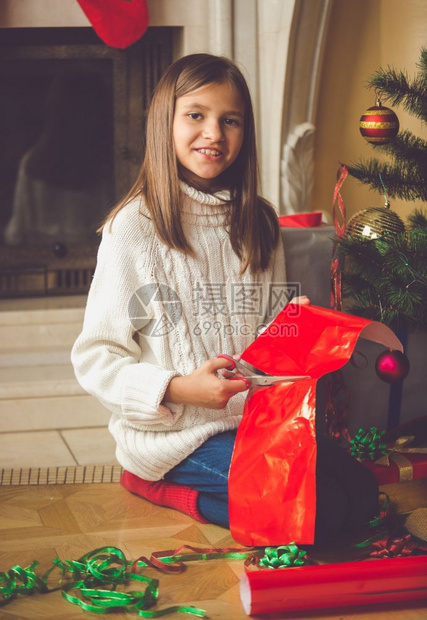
199;149;221;155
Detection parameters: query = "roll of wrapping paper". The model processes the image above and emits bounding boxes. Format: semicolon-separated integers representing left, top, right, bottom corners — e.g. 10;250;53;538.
240;556;427;616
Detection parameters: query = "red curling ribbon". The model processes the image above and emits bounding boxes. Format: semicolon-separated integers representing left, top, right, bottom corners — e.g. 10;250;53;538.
370;534;419;559
131;546;258;574
330;258;342;311
229;304;403;547
330;164;348;311
326;165;352;442
332;164;348;238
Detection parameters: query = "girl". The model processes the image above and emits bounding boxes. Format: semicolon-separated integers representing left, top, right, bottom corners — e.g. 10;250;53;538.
72;53;378;542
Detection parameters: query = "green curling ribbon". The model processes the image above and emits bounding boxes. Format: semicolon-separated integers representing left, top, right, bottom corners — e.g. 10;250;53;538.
349;427;387;461
0;546;205;617
0;561;48;601
258;544;308;569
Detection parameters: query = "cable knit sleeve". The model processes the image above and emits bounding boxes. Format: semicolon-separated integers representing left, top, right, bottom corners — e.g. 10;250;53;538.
71;201;183;427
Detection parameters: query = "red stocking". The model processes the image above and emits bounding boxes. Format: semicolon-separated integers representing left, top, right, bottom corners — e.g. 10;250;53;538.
76;0;149;49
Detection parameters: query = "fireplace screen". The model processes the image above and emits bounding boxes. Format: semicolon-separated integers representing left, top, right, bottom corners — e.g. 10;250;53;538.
0;27;173;298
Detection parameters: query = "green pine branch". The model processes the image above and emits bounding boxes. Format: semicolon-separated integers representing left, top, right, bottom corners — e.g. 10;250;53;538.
408;208;427;229
369;130;427;168
417;47;427;79
337;226;427;332
346;159;427;201
368;48;427;122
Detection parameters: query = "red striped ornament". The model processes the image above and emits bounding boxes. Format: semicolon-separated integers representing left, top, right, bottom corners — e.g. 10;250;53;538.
359;103;399;144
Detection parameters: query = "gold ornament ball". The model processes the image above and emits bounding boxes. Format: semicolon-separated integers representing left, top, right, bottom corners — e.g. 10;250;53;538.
346;206;406;240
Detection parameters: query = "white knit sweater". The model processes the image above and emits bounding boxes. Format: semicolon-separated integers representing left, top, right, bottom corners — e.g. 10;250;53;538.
71;183;286;480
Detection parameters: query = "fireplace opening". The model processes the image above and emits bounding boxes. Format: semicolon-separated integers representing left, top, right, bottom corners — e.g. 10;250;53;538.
0;27;174;298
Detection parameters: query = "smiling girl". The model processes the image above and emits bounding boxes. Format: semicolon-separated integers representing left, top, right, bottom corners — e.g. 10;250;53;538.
172;80;244;189
72;54;378;541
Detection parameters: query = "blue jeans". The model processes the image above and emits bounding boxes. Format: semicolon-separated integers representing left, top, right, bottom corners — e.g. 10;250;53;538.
164;430;235;528
164;430;379;541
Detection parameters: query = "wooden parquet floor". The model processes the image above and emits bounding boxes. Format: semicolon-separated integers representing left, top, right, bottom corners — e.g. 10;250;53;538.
0;479;426;619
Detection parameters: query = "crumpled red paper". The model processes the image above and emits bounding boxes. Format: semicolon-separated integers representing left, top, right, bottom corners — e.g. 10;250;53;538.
228;304;403;546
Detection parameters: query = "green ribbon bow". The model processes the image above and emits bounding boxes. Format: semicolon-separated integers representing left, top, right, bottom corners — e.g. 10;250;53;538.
350;427;387;461
258;544;308;569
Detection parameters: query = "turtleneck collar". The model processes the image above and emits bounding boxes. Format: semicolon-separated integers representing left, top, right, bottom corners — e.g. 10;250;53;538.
179;181;230;206
179;181;231;226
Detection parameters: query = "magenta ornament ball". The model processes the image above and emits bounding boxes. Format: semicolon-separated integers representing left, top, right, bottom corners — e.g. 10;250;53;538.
375;350;410;383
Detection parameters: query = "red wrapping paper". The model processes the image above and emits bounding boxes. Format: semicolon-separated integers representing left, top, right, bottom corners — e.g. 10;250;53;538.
229;304;403;546
240;556;427;616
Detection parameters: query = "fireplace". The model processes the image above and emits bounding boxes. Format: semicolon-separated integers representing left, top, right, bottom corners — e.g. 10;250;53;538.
0;26;173;298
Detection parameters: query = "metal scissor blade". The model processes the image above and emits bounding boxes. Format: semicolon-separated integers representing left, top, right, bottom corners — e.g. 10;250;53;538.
218;355;310;387
250;375;310;386
236;359;310;384
232;359;264;377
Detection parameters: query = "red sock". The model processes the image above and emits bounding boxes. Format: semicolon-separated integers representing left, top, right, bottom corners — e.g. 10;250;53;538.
120;471;209;523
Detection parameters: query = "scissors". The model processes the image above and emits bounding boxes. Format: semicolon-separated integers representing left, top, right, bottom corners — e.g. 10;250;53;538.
217;354;310;388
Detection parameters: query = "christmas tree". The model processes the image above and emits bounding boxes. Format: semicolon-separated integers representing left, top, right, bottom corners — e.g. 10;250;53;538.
338;48;427;333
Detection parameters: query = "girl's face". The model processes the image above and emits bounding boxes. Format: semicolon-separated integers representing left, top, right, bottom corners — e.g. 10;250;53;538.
173;81;245;190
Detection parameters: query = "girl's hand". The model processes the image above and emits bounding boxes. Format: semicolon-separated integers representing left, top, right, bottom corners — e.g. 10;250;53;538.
292;295;311;305
164;357;249;410
221;353;242;379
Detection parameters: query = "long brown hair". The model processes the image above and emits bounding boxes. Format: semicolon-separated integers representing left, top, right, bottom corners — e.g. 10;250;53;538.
103;53;279;273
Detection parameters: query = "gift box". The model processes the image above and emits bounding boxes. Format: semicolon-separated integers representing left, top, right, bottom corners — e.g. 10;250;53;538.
363;453;427;485
280;225;335;308
279;212;323;227
361;417;427;484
